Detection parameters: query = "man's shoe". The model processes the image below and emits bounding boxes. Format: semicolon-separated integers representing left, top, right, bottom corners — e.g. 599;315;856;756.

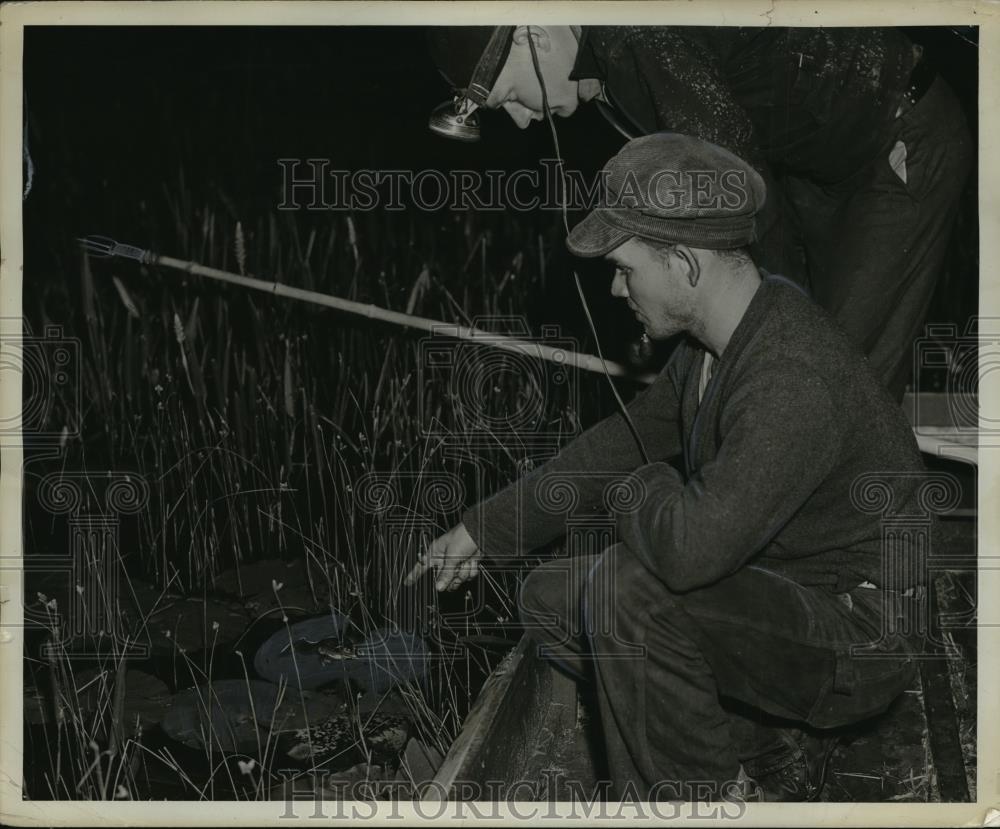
723;766;764;802
742;729;839;802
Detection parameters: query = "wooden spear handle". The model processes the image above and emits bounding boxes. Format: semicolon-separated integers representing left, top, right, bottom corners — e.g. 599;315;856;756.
151;253;658;385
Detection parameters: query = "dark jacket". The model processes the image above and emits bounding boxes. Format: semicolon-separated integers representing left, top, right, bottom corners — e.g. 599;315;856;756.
462;275;930;594
572;26;915;184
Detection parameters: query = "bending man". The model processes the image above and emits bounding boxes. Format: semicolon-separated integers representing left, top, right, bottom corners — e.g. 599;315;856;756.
427;25;973;399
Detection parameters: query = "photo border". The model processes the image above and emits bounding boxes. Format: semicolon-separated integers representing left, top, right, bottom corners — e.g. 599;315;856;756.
1;1;996;825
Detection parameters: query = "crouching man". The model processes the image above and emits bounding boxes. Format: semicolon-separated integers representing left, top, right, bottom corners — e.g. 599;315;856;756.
406;133;927;802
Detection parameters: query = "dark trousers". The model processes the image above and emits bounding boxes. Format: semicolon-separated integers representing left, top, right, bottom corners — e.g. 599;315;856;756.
783;77;973;401
518;545;918;801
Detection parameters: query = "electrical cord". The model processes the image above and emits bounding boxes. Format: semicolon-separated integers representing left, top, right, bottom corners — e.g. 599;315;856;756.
526;29;651;465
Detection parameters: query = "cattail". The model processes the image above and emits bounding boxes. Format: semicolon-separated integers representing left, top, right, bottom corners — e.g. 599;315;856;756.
404;266;430;316
346;215;358;250
538;233;546;290
111;275;139;318
80;249;97;324
185;296;200;342
283;339;295;419
234;221;247;276
304;228;316;263
173;312;195;397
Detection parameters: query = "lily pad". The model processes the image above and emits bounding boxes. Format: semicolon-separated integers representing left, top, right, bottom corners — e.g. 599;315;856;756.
213;559;307;596
26;670;172;729
120;580;182;620
356;630;430;694
146;596;250;652
267;689;342;733
244;583;334;618
71;668;171;730
161;679;338;753
212;559;332;616
74;668;171;728
254;616;430;694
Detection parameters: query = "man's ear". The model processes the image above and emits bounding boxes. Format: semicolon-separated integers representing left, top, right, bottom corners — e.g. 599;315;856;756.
672;244;701;287
512;25;552;53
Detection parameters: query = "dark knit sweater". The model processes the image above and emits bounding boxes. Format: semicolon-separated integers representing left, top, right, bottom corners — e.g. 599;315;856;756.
462;275;930;594
571;26;915;184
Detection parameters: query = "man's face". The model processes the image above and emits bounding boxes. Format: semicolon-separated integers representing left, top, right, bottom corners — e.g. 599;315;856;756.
607;238;693;340
484;26;582;128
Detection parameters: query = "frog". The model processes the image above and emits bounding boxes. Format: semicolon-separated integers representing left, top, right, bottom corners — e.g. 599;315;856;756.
280;635;366;663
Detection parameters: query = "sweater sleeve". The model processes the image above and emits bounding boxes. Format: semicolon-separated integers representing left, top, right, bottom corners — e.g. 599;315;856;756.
616;359;840;592
461;356;686;558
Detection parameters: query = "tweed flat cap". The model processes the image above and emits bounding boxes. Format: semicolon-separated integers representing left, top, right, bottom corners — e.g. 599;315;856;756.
567;133;767;257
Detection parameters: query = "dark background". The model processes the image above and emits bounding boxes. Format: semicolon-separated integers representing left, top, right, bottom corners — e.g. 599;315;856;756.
23;25;979;355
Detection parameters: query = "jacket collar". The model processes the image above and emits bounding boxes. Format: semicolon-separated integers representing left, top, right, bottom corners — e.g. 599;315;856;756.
683;272;796;405
681;273;790;471
716;271;769;365
569;27;603;81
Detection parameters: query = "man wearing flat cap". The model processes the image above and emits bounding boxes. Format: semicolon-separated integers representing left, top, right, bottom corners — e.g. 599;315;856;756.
426;25;972;401
408;133;927;802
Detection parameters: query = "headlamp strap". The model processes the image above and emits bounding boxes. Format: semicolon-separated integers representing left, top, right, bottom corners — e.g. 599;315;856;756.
465;26;516;106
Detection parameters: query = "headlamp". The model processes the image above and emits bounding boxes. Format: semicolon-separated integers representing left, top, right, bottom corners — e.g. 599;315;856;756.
428;95;481;142
426;26;514;143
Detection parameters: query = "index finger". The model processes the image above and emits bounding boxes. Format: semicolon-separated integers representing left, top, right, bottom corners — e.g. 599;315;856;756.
403;541;434;586
403;553;431;587
403;558;429;586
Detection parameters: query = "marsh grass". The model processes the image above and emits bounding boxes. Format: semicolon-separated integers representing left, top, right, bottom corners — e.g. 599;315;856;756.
25;184;595;799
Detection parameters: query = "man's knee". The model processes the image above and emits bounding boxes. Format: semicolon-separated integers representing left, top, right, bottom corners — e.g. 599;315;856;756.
517;563;555;624
518;556;582;628
581;551;619;632
582;546;687;649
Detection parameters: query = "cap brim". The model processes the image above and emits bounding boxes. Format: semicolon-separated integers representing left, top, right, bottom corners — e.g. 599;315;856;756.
565;211;632;258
